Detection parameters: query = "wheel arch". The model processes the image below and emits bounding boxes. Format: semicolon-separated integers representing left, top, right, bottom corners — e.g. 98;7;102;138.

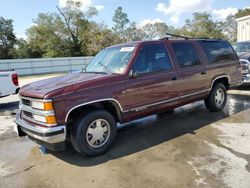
65;99;124;124
210;75;230;90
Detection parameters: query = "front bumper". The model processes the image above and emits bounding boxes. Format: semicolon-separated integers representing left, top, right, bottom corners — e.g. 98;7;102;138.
15;111;66;151
242;74;250;82
230;80;243;88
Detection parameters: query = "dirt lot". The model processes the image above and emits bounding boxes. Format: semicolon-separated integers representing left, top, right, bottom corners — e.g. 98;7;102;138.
0;74;250;188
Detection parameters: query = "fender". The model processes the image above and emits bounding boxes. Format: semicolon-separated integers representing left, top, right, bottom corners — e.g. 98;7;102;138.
65;98;127;123
209;75;230;90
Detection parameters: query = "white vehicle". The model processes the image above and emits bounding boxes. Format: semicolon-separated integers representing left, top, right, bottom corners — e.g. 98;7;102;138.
0;70;20;98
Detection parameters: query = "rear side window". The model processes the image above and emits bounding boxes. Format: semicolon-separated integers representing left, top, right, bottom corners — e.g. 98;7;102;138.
199;41;237;64
172;43;201;68
133;43;172;74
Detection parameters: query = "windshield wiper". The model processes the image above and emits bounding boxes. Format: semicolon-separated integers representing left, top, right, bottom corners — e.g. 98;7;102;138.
81;68;108;74
98;62;113;74
81;63;114;74
81;67;87;73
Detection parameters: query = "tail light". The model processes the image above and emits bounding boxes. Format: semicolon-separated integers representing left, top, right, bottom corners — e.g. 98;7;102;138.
12;73;19;86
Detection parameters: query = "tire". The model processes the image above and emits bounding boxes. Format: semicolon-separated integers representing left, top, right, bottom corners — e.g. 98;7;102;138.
70;109;117;156
204;83;227;112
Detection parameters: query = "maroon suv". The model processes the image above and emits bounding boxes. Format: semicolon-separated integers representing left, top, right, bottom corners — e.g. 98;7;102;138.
15;39;242;156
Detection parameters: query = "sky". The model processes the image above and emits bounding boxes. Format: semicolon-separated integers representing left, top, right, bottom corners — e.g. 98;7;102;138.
0;0;250;39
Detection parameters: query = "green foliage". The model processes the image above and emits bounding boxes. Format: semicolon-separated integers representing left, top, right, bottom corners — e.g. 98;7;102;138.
14;39;39;58
0;4;241;59
0;17;16;59
112;7;130;40
24;0;99;58
26;13;70;58
235;8;250;18
142;22;168;40
126;22;146;41
86;23;122;55
56;3;90;57
176;12;225;39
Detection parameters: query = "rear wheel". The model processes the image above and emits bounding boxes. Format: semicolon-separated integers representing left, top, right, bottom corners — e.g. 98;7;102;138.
71;109;117;156
204;83;227;112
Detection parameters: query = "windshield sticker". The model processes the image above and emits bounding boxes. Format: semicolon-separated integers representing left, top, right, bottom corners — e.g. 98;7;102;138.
120;47;135;52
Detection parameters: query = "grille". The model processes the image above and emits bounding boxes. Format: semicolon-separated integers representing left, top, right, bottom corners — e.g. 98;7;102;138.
22;99;31;106
23;111;33;118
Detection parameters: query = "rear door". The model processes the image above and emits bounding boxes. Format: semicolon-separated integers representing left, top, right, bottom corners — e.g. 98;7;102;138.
125;42;179;111
168;41;208;99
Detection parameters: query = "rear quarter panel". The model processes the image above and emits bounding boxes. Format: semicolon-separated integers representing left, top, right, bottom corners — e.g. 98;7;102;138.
205;62;241;87
197;41;242;87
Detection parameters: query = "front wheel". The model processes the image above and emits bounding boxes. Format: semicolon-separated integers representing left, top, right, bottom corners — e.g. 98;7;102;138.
204;83;227;112
71;110;117;156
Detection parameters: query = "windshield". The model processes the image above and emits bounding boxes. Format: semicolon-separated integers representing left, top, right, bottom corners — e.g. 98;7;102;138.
233;42;250;53
85;46;136;74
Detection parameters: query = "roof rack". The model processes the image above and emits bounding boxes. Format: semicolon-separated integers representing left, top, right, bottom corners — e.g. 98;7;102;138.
160;32;223;41
161;32;190;40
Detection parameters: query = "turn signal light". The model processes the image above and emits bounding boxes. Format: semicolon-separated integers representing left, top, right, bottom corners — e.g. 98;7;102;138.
44;102;54;111
46;115;57;125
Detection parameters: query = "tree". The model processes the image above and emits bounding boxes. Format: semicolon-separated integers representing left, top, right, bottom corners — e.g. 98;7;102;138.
86;23;122;55
235;8;250;18
125;22;145;41
141;22;168;40
0;17;16;59
26;13;71;58
112;7;130;40
126;22;169;41
14;39;37;59
222;14;237;43
25;0;98;58
173;12;225;39
56;0;98;56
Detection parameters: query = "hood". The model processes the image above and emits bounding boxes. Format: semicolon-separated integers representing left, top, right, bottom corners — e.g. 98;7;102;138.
20;73;114;99
237;52;250;61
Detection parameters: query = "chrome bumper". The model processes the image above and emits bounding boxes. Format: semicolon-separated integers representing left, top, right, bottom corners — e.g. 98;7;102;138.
230;80;243;88
15;111;66;144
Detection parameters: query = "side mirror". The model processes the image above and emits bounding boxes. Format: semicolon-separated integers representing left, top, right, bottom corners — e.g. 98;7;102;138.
129;69;138;78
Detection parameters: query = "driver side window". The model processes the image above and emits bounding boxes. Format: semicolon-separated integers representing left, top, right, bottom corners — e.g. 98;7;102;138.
133;43;172;75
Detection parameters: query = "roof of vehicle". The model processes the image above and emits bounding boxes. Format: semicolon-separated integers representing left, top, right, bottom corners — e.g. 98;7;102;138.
108;38;225;49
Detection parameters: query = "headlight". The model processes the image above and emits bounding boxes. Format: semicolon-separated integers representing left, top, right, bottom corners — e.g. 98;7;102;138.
31;99;56;125
31;101;54;110
20;97;57;126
